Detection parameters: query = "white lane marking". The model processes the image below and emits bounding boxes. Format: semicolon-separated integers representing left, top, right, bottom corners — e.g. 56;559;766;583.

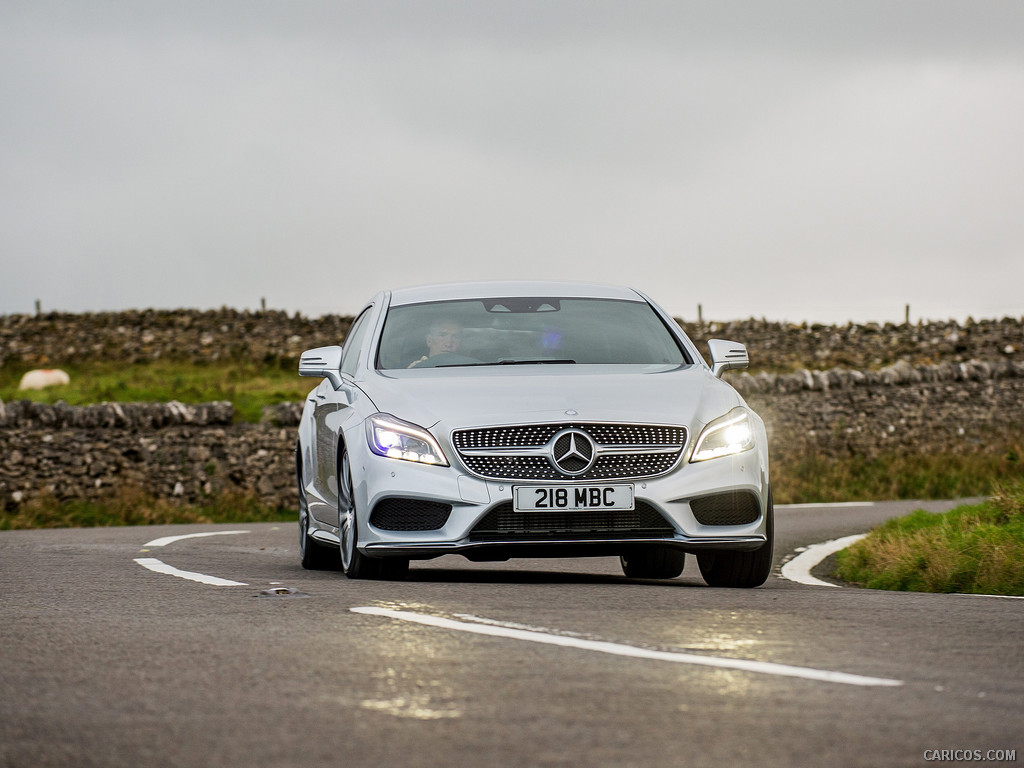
776;502;875;510
954;592;1024;601
134;557;248;587
351;607;903;687
143;530;250;548
781;534;867;587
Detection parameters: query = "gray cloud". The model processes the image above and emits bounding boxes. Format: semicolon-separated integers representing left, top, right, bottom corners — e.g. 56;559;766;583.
2;1;1022;322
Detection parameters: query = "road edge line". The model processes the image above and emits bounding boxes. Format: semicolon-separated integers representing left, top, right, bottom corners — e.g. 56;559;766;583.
780;534;867;587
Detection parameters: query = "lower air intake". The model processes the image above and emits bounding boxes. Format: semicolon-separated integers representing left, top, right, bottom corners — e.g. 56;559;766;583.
690;491;761;526
469;501;675;541
370;498;452;531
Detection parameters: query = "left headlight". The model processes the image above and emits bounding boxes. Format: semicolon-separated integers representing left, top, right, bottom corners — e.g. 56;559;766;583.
690;407;755;462
365;413;449;467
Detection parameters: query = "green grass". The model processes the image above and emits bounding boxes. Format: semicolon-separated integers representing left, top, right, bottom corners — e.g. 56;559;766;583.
833;481;1024;595
771;447;1024;505
0;485;294;530
0;360;312;422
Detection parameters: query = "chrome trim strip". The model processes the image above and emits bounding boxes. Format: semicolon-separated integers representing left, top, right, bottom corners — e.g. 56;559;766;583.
458;445;681;458
458;446;551;457
310;529;341;546
597;446;682;456
364;534;767;554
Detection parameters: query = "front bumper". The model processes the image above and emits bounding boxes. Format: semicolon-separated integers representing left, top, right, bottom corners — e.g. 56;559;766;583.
349;433;770;560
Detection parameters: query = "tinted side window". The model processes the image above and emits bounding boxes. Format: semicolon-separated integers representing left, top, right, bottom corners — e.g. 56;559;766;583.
341;309;373;376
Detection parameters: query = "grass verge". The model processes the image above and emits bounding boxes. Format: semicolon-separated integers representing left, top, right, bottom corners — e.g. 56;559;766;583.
0;486;294;530
771;447;1023;505
0;360;311;423
833;481;1024;595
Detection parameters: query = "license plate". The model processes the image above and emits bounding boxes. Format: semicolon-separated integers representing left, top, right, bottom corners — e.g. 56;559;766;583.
513;485;635;512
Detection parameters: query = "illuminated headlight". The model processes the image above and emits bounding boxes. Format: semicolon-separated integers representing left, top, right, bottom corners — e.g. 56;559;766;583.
690;407;755;462
366;413;449;466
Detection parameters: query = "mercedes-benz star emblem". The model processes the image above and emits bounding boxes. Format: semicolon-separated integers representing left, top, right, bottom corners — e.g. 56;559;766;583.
550;429;597;476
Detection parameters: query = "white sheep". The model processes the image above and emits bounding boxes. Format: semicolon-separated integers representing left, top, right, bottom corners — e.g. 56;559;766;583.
18;369;71;390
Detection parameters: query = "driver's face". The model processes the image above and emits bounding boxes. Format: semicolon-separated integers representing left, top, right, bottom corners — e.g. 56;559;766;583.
426;322;461;356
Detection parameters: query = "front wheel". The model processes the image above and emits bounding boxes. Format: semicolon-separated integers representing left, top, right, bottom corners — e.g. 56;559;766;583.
338;448;409;580
697;490;774;588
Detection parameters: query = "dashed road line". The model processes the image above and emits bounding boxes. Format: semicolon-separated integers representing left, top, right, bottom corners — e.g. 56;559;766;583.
134;530;252;585
351;606;904;687
134;557;248;586
143;530;250;548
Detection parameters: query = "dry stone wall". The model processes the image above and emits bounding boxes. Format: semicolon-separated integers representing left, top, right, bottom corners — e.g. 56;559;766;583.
1;403;295;512
2;310;1022;512
683;317;1023;371
0;309;354;367
3;359;1023;512
748;373;1024;462
3;308;1022;370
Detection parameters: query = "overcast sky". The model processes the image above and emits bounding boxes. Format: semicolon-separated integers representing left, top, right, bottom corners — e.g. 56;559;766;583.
2;1;1022;323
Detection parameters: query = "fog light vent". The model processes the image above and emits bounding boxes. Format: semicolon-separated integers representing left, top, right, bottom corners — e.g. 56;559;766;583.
370;498;452;531
690;491;761;526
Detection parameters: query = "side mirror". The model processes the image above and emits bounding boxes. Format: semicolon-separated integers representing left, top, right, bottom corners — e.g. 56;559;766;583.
299;346;344;389
707;339;749;378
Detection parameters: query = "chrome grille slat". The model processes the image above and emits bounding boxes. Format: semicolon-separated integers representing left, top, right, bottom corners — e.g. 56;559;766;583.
452;422;687;481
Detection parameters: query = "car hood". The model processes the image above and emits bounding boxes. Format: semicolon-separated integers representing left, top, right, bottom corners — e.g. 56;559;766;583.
357;364;744;436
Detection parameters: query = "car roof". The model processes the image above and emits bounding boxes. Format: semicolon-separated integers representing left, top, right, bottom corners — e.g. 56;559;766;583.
387;280;645;307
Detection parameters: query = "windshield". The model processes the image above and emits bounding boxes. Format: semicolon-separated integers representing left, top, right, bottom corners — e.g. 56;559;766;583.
376;297;688;369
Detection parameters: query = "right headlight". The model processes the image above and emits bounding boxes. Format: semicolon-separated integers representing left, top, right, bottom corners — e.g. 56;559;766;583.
690;407;755;462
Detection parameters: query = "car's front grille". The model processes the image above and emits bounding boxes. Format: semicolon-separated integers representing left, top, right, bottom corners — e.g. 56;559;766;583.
451;423;687;481
370;498;453;531
690;491;761;526
468;501;676;541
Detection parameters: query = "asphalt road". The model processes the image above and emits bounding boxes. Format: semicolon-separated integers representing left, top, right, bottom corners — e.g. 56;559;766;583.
1;500;1021;768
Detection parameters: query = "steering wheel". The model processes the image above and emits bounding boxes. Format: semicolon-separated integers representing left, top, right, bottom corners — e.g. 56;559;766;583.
411;352;479;368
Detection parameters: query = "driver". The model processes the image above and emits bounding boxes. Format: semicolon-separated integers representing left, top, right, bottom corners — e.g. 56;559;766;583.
408;320;463;367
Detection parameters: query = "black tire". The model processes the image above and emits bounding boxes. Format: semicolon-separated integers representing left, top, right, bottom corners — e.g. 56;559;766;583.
298;448;340;571
620;546;686;579
338;447;409;580
300;511;340;570
697;490;774;588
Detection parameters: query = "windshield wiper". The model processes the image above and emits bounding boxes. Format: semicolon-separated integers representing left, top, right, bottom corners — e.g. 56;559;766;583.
435;359;577;368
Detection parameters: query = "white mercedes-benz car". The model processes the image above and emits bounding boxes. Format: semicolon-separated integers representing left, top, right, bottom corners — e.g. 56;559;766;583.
296;281;772;587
